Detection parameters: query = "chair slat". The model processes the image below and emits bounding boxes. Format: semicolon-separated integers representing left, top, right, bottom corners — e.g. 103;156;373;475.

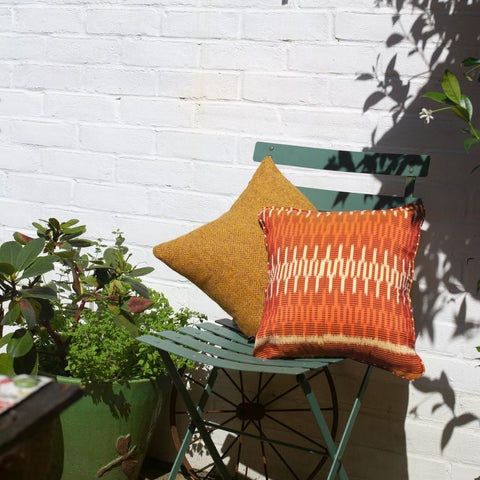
299;188;417;211
253;142;430;177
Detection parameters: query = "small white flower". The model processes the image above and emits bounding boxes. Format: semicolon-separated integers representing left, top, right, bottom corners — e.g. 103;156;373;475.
419;108;434;124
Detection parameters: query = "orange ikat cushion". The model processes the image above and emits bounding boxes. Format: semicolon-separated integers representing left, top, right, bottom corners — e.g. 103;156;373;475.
253;202;425;380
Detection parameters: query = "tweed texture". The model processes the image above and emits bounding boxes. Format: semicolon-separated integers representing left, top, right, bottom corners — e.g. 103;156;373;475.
254;202;426;380
153;156;315;337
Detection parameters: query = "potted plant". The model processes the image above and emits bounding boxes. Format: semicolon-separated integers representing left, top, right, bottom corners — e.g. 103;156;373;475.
0;218;206;480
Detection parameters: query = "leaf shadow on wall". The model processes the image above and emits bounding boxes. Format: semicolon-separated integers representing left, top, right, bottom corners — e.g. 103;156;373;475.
355;0;480;468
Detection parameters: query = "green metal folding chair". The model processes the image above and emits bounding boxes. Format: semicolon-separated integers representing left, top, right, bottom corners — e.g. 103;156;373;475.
138;141;430;480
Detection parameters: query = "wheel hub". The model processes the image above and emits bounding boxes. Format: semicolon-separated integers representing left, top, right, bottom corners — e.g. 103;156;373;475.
236;402;265;421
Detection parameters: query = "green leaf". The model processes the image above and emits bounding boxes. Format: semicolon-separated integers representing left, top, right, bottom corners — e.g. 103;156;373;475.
112;315;139;337
459;95;473;121
16;237;46;272
129;266;154;277
2;303;21;326
19;299;37;329
123;277;150;298
103;247;119;267
442;70;462;104
0;262;16;277
0;241;22;268
13;345;38;375
462;57;480;67
60;219;80;229
0;332;13;348
67;239;95;248
20;255;56;279
451;106;470;123
0;353;15;376
48;218;61;231
422;92;450;104
464;137;480;152
19;285;57;301
13;232;33;245
6;328;34;358
32;222;46;235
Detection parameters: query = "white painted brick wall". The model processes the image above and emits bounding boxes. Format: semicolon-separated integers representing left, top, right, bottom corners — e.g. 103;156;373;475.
0;1;479;479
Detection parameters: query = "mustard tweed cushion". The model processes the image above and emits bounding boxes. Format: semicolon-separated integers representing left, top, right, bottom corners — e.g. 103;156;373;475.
153;156;316;337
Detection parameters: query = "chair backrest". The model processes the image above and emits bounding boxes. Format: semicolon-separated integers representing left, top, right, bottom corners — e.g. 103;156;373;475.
253;142;430;211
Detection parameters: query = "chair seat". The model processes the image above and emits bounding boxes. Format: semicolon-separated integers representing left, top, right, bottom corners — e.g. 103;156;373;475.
137;322;344;376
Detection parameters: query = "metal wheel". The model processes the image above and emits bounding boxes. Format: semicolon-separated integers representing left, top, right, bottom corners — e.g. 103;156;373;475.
169;366;338;480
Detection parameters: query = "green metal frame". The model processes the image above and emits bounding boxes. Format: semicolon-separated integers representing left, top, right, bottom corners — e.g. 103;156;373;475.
138;323;363;480
138;141;430;480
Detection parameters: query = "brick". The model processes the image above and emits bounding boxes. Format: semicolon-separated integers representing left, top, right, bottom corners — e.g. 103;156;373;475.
406;415;480;465
119;97;194;127
0;89;43;117
243;73;329;105
243;12;330;41
451;461;480;479
122;38;199;68
0;118;10;142
86;8;160;36
14;6;82;34
83;66;157;96
0;199;45;235
193;162;253;196
45;206;118;243
335;12;416;42
156;130;236;162
330;77;426;112
195;102;281;135
158;70;240;100
0;145;41;171
12;120;77;148
0;63;10;87
44;92;117;122
73;182;149;215
148;189;232;222
202;41;287;70
13;64;83;91
0;8;12;31
201;0;289;6
116;157;192;188
113;215;189;251
162;10;240;39
41;149;115;181
46;37;120;65
123;0;198;5
0;35;45;61
289;44;377;74
7;173;73;205
298;0;380;6
80;124;155;155
280;107;377;144
407;454;451;480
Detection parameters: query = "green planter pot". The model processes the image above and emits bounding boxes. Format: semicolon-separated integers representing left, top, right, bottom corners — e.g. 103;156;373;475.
56;375;170;480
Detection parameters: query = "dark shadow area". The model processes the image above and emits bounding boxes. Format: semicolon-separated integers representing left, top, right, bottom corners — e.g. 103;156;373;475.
355;0;480;472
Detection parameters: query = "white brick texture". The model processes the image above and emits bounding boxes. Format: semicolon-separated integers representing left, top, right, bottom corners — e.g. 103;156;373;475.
0;2;479;479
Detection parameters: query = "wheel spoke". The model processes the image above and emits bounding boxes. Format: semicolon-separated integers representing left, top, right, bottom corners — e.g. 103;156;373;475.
263;412;329;451
263;370;324;409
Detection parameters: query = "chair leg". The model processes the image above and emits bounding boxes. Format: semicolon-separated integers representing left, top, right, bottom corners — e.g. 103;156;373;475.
327;365;373;480
158;350;232;480
297;364;373;480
